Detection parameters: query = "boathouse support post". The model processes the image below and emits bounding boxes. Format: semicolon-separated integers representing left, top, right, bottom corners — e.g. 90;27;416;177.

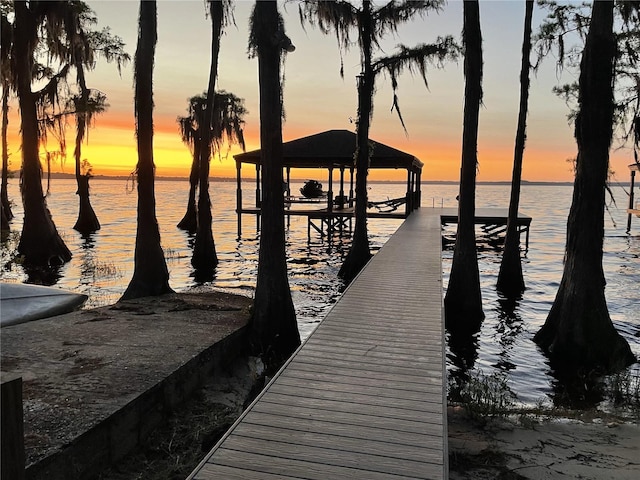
416;169;422;208
328;167;334;213
339;166;345;209
327;167;334;235
236;160;243;236
413;169;418;211
286;166;291;228
406;168;412;216
255;164;261;231
627;168;635;233
349;167;355;208
1;375;25;480
285;166;291;197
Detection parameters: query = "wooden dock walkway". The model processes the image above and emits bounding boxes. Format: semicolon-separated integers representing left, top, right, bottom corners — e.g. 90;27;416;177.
188;208;447;480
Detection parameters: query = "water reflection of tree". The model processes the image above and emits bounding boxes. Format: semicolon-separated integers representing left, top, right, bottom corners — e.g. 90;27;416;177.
78;234;97;287
548;367;607;410
446;329;479;402
493;297;525;373
23;265;63;286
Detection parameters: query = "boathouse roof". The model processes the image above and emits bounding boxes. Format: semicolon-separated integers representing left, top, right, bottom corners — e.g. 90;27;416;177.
234;129;423;171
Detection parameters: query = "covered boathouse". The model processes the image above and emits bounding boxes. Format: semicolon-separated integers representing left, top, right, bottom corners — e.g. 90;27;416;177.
234;129;424;236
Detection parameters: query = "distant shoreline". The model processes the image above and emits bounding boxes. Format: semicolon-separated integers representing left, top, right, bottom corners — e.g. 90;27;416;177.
20;172;591;187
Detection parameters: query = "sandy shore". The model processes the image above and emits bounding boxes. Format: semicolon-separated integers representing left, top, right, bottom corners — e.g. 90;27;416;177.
448;406;640;479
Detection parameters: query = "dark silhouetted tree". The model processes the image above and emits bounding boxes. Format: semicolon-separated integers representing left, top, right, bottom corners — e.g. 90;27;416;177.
534;0;635;373
177;96;204;234
12;1;72;267
299;0;458;282
120;0;173;300
248;0;300;367
496;0;534;298
63;4;129;235
1;6;13;228
444;0;484;332
176;90;246;275
190;0;234;280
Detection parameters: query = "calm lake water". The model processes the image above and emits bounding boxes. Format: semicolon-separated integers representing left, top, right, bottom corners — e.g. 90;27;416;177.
1;178;639;408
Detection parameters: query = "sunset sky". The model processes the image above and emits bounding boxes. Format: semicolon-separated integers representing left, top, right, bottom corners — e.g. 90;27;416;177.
5;0;637;183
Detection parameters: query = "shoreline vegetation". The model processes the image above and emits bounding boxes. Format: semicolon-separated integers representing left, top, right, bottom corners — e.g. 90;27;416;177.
6;171;593;186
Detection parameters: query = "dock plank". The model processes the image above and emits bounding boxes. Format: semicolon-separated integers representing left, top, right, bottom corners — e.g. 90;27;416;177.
241;410;443;447
274;374;440;400
264;382;432;411
250;401;443;431
258;390;444;419
279;366;441;393
199;448;431;480
230;422;444;464
285;358;435;383
216;437;443;478
188;209;447;479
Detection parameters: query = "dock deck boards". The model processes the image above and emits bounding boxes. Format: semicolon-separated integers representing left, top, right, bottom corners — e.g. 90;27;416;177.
189;208;447;480
438;207;532;226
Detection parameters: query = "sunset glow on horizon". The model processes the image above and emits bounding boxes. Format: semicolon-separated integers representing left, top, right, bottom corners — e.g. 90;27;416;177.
4;1;637;185
7;111;599;182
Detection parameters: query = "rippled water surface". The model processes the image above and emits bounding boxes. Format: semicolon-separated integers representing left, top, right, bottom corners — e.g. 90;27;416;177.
2;178;638;406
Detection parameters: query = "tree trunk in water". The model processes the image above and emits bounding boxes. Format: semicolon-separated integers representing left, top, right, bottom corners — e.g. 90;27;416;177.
121;0;172;300
192;1;223;280
1;200;8;234
496;0;533;298
444;0;484;333
177;181;198;233
14;2;71;268
338;0;373;283
534;0;634;374
72;63;100;234
2;82;13;223
191;178;216;280
177;140;200;233
73;175;100;234
249;0;300;368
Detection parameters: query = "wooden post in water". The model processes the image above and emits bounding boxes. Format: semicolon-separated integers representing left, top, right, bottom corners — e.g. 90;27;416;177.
255;164;261;231
236;160;243;237
405;168;411;216
627;167;636;233
1;375;25;480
